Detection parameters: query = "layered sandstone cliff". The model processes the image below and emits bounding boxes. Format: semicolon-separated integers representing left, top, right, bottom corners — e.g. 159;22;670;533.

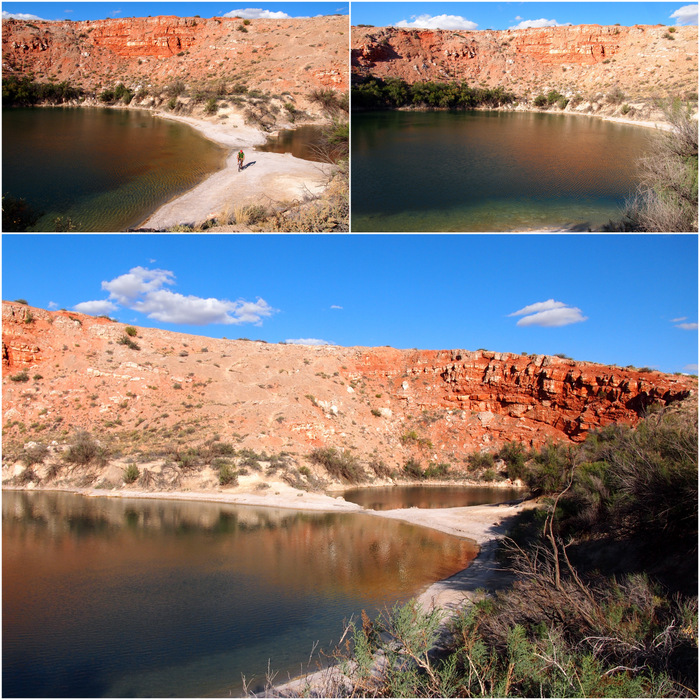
352;24;698;103
2;15;348;99
3;302;694;475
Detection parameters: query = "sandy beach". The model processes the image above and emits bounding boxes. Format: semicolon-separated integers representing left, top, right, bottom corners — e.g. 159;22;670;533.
139;112;332;230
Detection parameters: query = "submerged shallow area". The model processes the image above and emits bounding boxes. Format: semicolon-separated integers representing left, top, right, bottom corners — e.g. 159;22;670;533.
352;110;654;231
2;107;226;231
2;491;477;697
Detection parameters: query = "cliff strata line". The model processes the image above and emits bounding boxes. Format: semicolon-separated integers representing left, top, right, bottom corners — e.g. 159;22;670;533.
3;15;348;101
352;24;698;107
3;302;694;477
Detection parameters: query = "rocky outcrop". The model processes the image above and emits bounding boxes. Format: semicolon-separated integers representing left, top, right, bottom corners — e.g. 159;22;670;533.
2;15;348;96
352;24;698;102
2;302;695;468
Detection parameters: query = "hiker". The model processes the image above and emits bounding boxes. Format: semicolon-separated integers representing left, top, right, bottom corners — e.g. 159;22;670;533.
237;149;245;171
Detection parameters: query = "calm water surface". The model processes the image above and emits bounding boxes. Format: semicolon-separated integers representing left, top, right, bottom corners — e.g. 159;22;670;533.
2;107;226;231
343;485;526;510
258;125;328;161
352;111;654;231
3;491;477;697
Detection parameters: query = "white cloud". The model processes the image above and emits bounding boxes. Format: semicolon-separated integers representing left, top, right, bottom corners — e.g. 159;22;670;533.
73;300;118;316
223;8;291;19
509;299;587;327
77;266;276;326
515;15;523;20
395;13;478;30
671;316;687;322
684;363;699;373
670;4;698;25
285;338;332;345
331;305;343;310
2;10;51;20
676;322;699;330
48;301;59;310
510;18;568;29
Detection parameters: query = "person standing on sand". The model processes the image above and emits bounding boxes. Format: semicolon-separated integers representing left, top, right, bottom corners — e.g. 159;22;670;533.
237;149;245;171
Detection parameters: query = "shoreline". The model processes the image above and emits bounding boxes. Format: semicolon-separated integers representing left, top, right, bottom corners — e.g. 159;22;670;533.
138;111;332;230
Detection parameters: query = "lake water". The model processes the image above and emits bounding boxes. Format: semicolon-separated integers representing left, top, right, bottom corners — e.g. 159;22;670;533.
2;107;226;231
343;484;526;511
258;125;329;161
352;110;654;231
2;491;477;697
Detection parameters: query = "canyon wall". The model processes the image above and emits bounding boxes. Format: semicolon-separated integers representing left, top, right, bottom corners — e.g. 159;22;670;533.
3;302;694;472
2;15;348;97
352;24;698;102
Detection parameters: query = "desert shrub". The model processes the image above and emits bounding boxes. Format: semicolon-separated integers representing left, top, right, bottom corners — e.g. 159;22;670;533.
309;88;348;115
467;451;495;471
117;335;140;350
204;96;218;114
21;442;49;467
309;447;364;483
403;457;424;479
208;441;236;457
368;456;392;478
217;460;238;485
14;298;28;305
616;101;698;231
9;370;30;382
524;440;575;493
607;85;626;104
124;326;137;337
371;408;382;417
533;93;548;107
123;462;139;483
64;431;108;466
423;462;449;479
496;441;527;479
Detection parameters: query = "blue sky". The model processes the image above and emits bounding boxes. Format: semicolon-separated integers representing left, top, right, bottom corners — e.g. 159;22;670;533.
2;234;697;374
351;2;698;29
1;2;348;21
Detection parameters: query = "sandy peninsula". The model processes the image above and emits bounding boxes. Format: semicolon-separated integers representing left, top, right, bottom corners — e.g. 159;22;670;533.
139;111;332;230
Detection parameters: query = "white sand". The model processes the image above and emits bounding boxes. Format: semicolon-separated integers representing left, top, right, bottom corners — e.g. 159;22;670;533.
139;112;331;229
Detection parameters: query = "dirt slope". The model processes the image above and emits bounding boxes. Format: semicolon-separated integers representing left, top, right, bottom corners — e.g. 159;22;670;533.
352;24;698;103
3;301;694;483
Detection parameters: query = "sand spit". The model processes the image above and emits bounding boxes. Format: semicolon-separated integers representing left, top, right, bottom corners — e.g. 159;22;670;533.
139;112;331;230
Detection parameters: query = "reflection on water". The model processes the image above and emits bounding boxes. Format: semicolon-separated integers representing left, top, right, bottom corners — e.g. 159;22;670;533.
2;107;226;231
343;485;526;511
2;491;477;697
352;110;654;231
258;125;328;161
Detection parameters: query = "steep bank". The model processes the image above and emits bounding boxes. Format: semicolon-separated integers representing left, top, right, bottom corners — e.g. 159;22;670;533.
3;301;694;489
352;24;698;121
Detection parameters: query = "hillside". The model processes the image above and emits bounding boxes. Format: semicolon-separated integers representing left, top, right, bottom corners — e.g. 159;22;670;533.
2;14;348;114
352;24;698;117
2;301;695;491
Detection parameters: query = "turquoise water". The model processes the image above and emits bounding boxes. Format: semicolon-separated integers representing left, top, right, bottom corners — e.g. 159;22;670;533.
352;110;654;231
2;107;226;231
3;491;477;697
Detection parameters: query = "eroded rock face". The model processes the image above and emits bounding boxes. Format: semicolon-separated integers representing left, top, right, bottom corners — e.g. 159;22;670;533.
2;302;695;466
2;15;348;95
351;24;698;100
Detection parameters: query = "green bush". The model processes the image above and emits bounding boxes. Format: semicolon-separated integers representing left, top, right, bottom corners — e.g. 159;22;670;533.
403;457;424;479
9;370;30;382
124;463;139;483
309;447;364;483
124;326;137;337
467;451;495;471
117;335;140;350
64;431;108;466
204;96;218;114
533;94;548;107
496;441;527;479
217;460;238;485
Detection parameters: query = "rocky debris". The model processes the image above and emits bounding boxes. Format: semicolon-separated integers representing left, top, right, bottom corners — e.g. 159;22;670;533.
2;301;695;473
2;15;348;111
352;24;698;103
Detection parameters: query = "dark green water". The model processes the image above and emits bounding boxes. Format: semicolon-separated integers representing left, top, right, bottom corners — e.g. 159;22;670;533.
2;107;226;231
343;484;526;511
352;110;654;231
2;491;477;697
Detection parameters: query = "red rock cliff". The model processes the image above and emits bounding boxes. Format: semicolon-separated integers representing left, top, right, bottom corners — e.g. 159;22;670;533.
352;24;698;100
3;302;694;469
2;15;348;95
